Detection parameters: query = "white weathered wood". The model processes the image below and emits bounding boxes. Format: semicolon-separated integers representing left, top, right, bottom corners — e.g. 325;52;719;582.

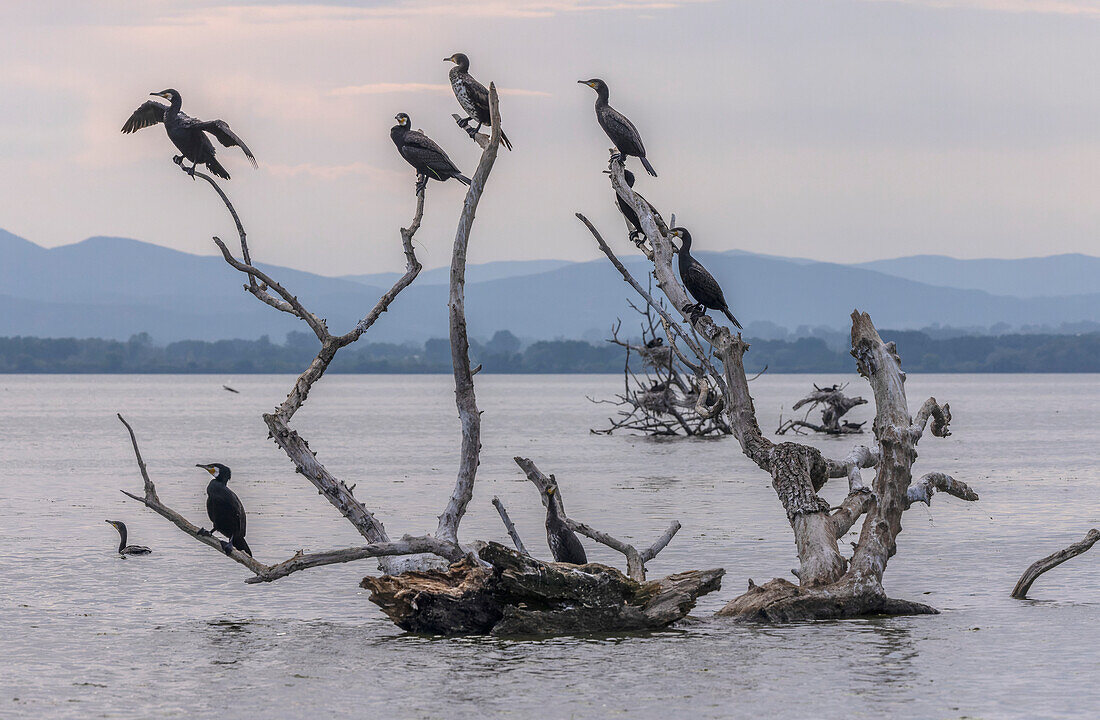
491;497;529;555
118;414;463;583
436;85;502;544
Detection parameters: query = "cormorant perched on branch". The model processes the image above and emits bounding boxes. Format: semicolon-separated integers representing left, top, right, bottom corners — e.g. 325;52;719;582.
195;463;252;557
391;113;471;193
544;486;587;564
105;520;152;556
121;89;257;180
445;53;512;151
671;227;742;329
605;169;665;245
579;79;656;177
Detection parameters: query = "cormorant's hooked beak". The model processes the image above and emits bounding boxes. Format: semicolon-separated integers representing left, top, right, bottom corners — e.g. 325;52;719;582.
546;486;557;496
443;56;454;63
196;463;217;476
150;91;170;99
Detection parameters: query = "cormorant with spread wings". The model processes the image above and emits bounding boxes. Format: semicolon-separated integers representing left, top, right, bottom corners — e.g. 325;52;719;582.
122;89;256;180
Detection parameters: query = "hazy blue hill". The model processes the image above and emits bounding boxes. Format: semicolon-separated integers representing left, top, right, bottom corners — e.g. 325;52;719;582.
2;228;1099;343
343;259;574;287
855;254;1100;298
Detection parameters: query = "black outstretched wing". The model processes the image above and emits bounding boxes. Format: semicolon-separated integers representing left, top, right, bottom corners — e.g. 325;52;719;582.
121;100;167;133
197;119;258;167
402;130;461;179
601;106;646;157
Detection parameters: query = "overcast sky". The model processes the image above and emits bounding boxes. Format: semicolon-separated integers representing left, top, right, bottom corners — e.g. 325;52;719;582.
1;0;1098;275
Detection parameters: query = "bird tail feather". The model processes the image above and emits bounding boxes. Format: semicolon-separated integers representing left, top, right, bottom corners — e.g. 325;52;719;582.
455;174;472;186
233;536;253;557
207;159;231;180
723;307;743;330
640;156;657;177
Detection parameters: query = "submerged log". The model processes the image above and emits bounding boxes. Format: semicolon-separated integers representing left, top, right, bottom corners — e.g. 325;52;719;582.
715;578;937;622
361;542;724;636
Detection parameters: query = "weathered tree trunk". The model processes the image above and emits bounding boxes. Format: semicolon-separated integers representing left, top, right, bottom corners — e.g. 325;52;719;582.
583;158;979;621
362;542;724;636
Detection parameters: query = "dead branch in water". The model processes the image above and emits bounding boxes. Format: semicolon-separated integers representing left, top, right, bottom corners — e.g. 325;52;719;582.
514;456;681;581
1012;529;1099;599
120;88;505;579
578;157;979;620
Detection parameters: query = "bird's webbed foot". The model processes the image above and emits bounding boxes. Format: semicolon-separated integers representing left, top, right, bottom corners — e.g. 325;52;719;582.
187;163;198;178
456;116;471;128
172;155;184;166
219;540;234;556
197;528;213;537
414;175;428;194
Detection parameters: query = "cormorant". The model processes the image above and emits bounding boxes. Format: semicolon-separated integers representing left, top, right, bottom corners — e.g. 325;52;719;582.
606;169;665;245
195;463;252;557
671;227;742;329
391;113;471;193
579;79;657;177
105;520;152;556
544;486;587;565
444;53;513;151
645;337;664;349
121;89;257;180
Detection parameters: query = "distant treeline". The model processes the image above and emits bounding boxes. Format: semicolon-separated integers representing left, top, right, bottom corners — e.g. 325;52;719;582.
2;330;1099;373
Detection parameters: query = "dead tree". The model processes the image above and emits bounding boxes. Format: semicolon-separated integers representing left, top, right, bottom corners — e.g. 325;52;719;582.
777;383;867;435
1012;529;1099;599
578;156;980;621
118;88;722;635
591;290;732;437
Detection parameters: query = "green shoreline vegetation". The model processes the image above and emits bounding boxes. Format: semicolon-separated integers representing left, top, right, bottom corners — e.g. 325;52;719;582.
2;329;1098;374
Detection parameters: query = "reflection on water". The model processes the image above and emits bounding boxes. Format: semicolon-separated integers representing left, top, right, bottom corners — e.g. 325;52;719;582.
1;373;1098;719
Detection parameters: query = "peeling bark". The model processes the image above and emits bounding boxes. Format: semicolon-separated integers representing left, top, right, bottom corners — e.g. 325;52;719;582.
584;159;979;620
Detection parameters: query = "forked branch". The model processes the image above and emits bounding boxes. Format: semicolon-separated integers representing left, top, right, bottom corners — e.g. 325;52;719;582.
514;456;680;580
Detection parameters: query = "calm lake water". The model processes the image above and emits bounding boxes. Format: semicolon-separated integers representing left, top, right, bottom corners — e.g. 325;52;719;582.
1;373;1098;719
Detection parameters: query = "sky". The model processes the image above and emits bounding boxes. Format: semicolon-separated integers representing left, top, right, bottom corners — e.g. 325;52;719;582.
0;0;1098;276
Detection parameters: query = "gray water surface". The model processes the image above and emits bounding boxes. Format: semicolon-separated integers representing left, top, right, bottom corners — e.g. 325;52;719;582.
2;374;1098;719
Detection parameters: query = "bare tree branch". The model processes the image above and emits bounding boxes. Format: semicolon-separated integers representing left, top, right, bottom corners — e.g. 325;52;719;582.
514;456;680;580
436;83;503;543
905;472;979;508
1012;529;1099;599
911;396;952;441
491;497;529;555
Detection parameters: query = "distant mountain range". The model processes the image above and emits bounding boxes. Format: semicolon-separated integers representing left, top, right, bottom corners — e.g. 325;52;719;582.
2;227;1097;343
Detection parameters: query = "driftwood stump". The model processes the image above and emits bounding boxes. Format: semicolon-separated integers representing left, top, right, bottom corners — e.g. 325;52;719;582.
362;542;724;636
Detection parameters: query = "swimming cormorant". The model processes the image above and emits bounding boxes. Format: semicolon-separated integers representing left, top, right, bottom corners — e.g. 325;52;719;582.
579;79;657;177
544;486;587;564
391;113;471;193
195;463;252;557
105;520;152;556
121;89;257;180
671;227;742;329
605;169;665;245
445;53;512;151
